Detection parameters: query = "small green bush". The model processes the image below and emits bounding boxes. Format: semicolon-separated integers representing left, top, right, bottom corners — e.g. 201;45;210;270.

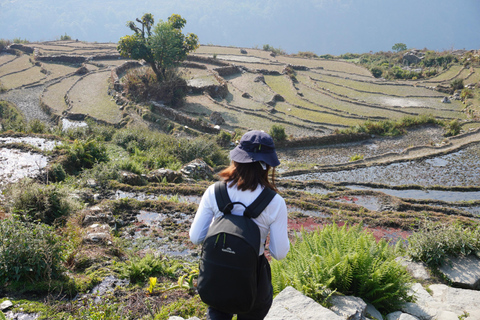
450;78;464;92
61;121;116;142
271;224;412;313
123;67;187;107
27;119;48;134
60;33;72;41
0;218;65;285
63;138;109;174
216;130;232;147
120;254;183;284
12;37;29;44
407;222;480;267
262;44;286;55
48;163;67;183
349;154;364;162
460;88;474;101
297;51;318;59
269;124;287;142
0;100;26;132
6;179;81;225
0;39;12;51
444;119;461;137
79;162;122;188
370;66;383;78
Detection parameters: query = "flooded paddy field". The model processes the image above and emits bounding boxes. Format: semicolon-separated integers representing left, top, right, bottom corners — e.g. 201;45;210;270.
277;125;446;167
0;136;58;192
290;142;480;187
0;148;49;190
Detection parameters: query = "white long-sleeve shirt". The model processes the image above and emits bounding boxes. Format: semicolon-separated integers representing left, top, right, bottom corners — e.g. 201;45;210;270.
189;183;290;260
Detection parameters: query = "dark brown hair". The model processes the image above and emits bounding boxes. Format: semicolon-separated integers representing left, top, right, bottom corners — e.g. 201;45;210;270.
219;161;277;192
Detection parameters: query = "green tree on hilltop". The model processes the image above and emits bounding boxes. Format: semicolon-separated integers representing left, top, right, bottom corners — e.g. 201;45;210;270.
392;43;407;53
118;13;199;81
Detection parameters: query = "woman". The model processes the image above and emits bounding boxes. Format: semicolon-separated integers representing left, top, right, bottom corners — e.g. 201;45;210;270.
190;130;290;320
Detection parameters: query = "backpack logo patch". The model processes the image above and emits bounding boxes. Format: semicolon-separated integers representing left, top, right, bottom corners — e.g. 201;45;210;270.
221;247;236;254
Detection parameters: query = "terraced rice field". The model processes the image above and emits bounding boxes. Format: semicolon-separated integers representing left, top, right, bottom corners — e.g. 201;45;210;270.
0;41;478;136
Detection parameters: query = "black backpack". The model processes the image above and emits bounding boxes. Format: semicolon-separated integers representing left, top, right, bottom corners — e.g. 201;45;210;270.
197;181;276;314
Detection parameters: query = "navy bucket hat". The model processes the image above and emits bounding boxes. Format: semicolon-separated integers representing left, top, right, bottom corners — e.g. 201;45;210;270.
230;130;280;167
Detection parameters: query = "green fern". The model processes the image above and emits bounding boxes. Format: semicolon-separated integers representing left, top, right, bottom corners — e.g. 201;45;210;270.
271;223;413;313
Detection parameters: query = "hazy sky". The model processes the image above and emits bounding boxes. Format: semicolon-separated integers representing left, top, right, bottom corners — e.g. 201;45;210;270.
1;0;479;55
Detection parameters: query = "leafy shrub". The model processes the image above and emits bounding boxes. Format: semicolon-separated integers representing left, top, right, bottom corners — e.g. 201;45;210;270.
0;218;64;285
173;136;228;167
370;66;383;78
27;119;48;134
63;138;109;174
297;51;318;59
269;124;287;142
319;54;335;59
48;163;67;183
120;254;183;284
339;52;360;60
460;88;474;101
444;119;461;137
349;154;364;162
6;179;80;225
271;224;412;313
0;100;26;132
262;44;286;55
123;67;187;107
12;37;29;44
450;78;464;92
118;159;145;175
79;162;122;188
60;33;72;41
216;130;232;147
407;222;480;267
0;39;12;52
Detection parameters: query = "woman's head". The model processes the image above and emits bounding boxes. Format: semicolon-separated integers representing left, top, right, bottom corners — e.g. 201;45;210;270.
229;130;280;167
220;131;279;191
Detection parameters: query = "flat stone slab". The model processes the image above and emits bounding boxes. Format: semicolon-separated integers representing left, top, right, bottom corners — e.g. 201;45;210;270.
396;257;430;280
438;255;480;289
0;300;13;310
329;295;366;320
265;286;344;320
429;284;480;315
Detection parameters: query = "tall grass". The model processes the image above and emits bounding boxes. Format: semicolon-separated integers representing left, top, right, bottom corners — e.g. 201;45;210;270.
5;179;82;225
0;218;65;285
407;221;480;267
339;115;441;136
112;127;228;170
271;224;412;313
0;100;26;132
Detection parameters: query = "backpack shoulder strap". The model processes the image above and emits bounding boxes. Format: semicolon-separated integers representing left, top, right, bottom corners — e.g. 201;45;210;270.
245;187;277;219
214;181;234;215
